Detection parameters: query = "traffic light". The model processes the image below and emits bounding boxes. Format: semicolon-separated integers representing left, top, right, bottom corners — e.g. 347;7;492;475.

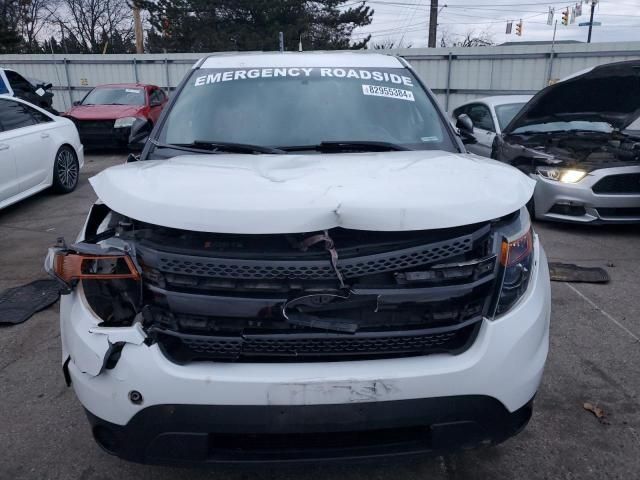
561;8;569;25
515;20;523;36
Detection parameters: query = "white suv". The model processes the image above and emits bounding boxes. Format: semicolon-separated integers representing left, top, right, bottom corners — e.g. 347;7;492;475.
47;52;551;465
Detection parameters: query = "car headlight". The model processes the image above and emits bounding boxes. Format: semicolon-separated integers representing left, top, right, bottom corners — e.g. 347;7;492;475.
114;117;138;128
537;167;587;183
494;227;534;316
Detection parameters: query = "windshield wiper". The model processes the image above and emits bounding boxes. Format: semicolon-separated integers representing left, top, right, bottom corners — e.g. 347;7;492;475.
280;141;411;152
151;139;285;155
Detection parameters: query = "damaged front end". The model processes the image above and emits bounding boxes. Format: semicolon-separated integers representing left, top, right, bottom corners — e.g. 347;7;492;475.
493;130;640;222
47;202;534;375
492;59;640;223
494;129;640;174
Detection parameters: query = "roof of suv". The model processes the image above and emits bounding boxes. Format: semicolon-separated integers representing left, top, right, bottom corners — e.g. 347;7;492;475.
198;52;405;69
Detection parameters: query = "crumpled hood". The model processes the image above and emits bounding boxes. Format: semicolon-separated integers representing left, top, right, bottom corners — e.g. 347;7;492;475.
65;104;143;121
89;151;535;234
505;60;640;133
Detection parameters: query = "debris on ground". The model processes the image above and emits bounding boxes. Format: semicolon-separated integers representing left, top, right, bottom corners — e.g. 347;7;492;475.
548;263;610;283
583;402;609;424
0;279;61;325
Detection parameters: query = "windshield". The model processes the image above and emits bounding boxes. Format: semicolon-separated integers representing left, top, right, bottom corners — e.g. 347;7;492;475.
626;117;640;132
157;66;456;153
495;103;526;130
82;87;145;106
511;120;613;135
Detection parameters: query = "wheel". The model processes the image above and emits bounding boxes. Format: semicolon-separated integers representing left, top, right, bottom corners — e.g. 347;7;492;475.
52;146;79;193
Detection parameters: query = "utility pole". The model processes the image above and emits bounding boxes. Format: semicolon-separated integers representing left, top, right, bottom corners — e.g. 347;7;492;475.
428;0;438;48
133;5;144;54
587;0;596;43
546;20;558;85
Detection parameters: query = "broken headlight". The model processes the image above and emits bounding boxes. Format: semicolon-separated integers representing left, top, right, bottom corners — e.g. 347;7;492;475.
45;247;140;288
114;116;138;128
494;227;534;316
537;167;587;183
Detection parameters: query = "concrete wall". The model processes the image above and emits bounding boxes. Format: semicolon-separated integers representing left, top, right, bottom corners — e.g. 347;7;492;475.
1;42;639;113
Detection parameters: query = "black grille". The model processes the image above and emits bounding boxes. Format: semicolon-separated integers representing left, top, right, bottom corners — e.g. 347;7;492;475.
592;173;640;194
597;207;640;218
73;119;115;134
135;223;497;363
138;228;484;281
152;321;480;362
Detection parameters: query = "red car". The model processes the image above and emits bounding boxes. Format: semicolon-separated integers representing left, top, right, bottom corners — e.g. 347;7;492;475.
63;83;168;149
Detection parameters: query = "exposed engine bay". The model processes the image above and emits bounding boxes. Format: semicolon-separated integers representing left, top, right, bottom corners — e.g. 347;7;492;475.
495;130;640;174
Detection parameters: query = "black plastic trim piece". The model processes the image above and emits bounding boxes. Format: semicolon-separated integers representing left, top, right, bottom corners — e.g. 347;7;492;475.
84;395;534;465
136;225;491;281
147;318;482;363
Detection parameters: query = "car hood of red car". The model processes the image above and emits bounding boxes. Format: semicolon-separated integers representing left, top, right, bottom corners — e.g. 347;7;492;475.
64;104;144;120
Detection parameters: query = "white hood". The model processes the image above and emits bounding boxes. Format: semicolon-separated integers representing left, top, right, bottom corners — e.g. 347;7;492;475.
89;151;535;234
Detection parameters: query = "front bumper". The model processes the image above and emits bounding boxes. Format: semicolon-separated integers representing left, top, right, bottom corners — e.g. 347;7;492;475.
532;165;640;224
85;396;534;464
60;239;550;463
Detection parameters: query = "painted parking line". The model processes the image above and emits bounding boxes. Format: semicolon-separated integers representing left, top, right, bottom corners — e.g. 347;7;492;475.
564;282;640;343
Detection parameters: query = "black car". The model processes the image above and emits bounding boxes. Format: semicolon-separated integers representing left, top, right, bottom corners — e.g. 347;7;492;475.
0;67;56;113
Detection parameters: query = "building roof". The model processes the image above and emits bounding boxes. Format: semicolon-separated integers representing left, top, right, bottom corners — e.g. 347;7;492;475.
499;40;583;46
199;52;404;69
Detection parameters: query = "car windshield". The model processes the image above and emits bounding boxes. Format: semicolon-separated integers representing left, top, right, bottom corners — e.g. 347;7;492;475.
157;66;456;153
495;103;526;130
82;87;145;106
625;116;640;133
511;120;613;135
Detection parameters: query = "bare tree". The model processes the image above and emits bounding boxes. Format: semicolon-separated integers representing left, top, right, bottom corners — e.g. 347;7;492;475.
17;0;58;51
370;38;412;50
49;0;134;53
439;28;494;48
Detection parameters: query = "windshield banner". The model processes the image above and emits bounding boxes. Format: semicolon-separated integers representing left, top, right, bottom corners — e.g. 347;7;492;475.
194;67;415;88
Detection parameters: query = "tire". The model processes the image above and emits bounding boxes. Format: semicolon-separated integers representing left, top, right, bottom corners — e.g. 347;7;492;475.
52;146;79;194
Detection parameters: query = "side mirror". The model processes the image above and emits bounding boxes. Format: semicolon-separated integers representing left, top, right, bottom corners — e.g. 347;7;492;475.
456;114;477;144
150;99;163;107
128;131;149;152
128;119;152;152
72;100;81;106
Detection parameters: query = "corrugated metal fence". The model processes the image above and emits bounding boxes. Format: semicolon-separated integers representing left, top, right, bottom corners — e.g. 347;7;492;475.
1;41;639;113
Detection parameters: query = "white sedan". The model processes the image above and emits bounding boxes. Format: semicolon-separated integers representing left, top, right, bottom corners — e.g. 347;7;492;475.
452;95;532;157
0;95;83;210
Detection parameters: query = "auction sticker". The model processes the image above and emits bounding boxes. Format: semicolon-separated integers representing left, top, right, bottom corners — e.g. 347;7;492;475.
362;84;414;101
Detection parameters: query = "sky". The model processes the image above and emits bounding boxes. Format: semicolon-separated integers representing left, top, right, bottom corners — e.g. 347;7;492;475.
351;0;640;48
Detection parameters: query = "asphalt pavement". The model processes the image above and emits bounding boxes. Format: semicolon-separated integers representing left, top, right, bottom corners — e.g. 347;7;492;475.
0;153;638;480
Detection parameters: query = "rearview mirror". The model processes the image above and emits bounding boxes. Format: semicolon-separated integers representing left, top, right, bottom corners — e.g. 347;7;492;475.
456;114;477;145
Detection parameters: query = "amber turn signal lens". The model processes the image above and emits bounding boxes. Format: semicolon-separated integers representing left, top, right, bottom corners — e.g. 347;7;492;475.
52;253;140;283
500;229;533;267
